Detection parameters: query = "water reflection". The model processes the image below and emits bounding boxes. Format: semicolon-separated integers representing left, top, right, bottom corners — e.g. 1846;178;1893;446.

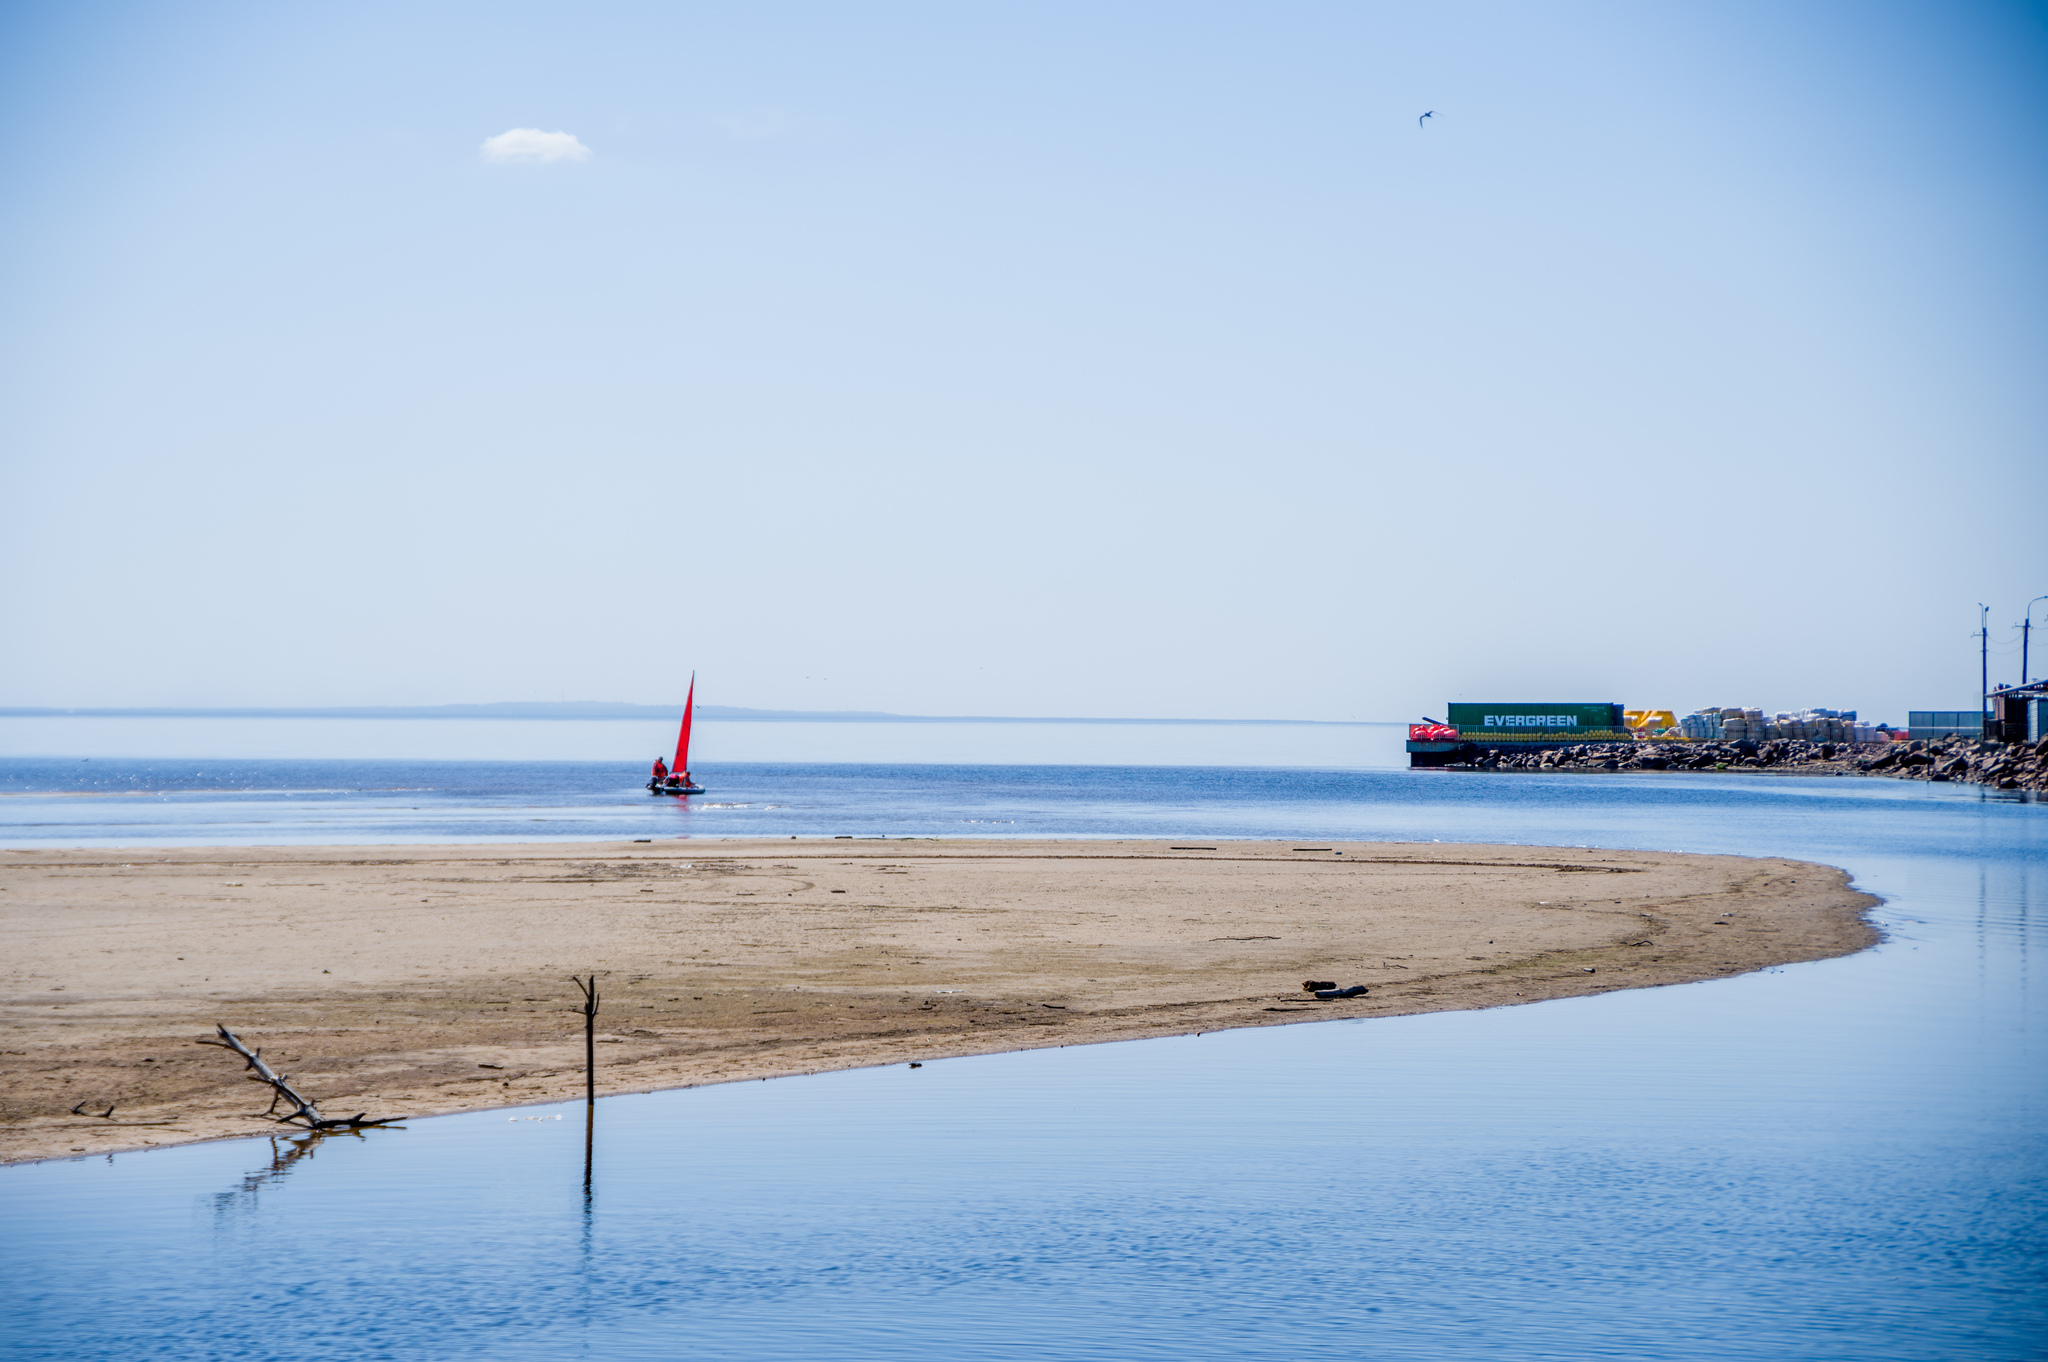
4;773;2044;1361
209;1130;355;1217
1976;855;2034;1017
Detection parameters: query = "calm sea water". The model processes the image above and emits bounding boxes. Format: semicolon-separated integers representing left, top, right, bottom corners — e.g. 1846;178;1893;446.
2;737;2043;1360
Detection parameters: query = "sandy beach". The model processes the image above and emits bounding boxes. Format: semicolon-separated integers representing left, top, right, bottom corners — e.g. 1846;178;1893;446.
1;839;1876;1163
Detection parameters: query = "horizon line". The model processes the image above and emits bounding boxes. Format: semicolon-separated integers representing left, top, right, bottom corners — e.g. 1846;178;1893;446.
0;703;1397;727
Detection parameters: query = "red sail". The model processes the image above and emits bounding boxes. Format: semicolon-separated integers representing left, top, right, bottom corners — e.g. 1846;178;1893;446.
673;675;695;773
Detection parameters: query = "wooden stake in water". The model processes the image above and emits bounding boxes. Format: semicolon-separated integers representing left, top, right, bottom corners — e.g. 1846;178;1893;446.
573;974;600;1197
572;975;600;1107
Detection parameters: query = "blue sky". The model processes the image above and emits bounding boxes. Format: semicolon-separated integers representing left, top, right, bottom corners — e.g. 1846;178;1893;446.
2;1;2043;723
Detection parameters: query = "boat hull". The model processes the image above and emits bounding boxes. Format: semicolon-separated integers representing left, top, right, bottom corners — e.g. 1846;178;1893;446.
648;782;705;797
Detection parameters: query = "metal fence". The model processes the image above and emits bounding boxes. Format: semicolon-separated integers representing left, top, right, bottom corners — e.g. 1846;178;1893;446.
1908;710;1984;741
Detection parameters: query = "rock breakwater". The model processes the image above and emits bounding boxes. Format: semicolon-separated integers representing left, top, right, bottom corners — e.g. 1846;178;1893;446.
1456;735;2047;792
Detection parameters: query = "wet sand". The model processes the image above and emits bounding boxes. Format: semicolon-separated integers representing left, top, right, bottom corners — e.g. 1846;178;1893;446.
1;839;1877;1163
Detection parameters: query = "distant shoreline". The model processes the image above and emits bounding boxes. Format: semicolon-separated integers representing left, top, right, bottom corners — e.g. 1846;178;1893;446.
0;705;1393;727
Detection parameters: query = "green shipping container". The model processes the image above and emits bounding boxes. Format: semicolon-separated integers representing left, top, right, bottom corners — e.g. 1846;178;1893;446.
1446;702;1624;736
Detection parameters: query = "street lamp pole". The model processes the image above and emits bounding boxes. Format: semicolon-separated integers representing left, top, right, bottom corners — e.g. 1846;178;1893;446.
2025;596;2048;686
1980;604;1990;737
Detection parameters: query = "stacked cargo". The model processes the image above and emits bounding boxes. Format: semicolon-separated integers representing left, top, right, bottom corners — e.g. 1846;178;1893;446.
1418;699;1894;769
1677;707;1886;743
1788;709;1889;743
1676;707;1759;741
1679;708;1733;740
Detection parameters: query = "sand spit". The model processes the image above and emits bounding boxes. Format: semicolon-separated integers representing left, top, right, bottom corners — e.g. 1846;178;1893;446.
2;839;1876;1163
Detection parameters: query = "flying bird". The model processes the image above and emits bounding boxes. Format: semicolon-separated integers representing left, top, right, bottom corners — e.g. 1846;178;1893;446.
1419;110;1434;129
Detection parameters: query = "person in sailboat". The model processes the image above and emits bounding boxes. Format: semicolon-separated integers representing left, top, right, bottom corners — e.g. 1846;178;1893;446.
650;756;669;786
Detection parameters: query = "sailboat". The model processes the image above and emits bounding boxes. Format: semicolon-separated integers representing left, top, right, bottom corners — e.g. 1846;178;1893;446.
648;675;706;796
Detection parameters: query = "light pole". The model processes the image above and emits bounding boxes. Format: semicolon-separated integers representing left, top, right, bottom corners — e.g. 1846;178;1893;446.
1979;604;1989;737
2024;596;2048;686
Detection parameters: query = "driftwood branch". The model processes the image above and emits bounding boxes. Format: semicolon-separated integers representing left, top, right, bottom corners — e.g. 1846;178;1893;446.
196;1024;399;1130
66;1098;178;1128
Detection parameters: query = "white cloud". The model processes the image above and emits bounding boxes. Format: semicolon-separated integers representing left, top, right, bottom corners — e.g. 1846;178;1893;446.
479;129;591;164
